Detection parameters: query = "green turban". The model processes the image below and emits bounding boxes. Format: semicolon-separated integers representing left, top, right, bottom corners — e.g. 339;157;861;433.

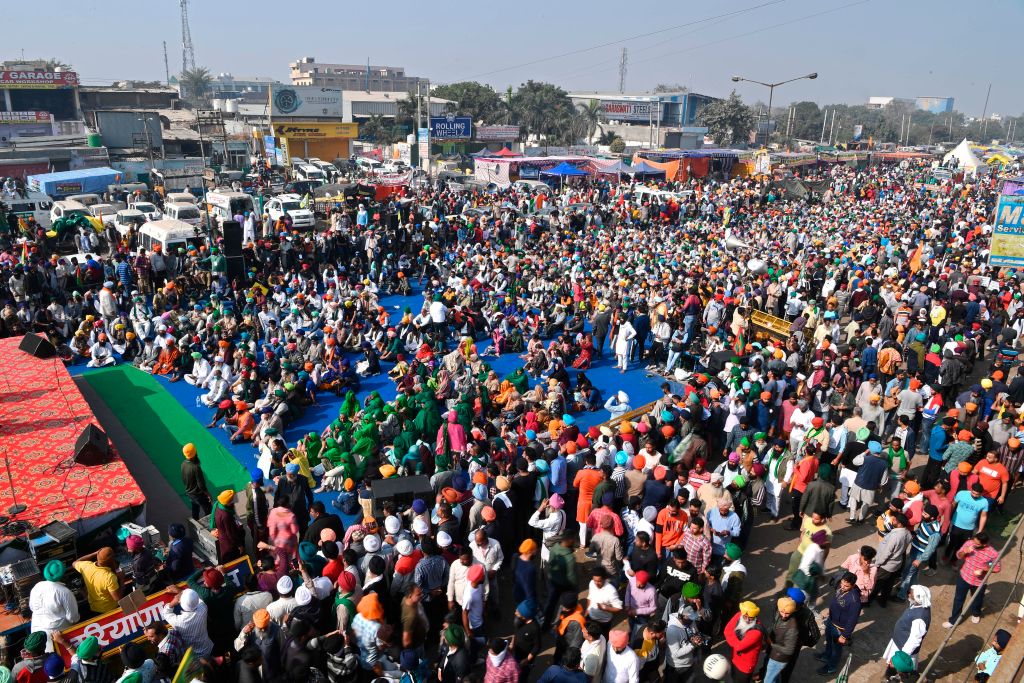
76;636;100;661
444;624;465;647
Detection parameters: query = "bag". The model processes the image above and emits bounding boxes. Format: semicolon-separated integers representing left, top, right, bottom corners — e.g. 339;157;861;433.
797;606;821;647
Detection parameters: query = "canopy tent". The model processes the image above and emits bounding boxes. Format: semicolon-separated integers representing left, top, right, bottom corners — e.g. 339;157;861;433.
470;148;495;157
594;160;633;176
629;161;666;176
492;147;520;157
540;161;589;176
943;139;988;176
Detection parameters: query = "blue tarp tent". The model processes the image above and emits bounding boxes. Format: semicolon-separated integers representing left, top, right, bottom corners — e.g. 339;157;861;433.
540;161;589;176
26;167;124;197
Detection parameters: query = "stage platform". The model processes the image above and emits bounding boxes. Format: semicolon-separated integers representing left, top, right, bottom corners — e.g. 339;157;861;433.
0;337;145;543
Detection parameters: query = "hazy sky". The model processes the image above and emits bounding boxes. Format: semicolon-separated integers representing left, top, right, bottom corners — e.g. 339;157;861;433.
8;0;1020;115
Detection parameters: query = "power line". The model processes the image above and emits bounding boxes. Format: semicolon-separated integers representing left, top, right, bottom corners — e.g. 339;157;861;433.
462;0;786;80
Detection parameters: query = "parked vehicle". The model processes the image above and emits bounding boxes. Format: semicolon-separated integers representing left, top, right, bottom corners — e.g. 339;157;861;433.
138;219;205;255
265;193;315;230
112;209;147;236
66;193;103;208
4;191;53;228
163;202;203;228
89;203;119;226
205;190;255;226
165;191;198;205
128;200;162;221
294;164;326;182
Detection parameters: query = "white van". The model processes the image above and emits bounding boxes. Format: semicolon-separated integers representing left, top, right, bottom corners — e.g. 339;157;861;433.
66;193;103;208
355;157;383;173
165;191;198;205
294;164;325;182
205;190;254;226
5;191;53;228
139;219;205;255
264;194;315;230
163;202;203;228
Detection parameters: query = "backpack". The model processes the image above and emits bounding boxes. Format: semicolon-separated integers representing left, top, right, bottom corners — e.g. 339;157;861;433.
797;605;822;647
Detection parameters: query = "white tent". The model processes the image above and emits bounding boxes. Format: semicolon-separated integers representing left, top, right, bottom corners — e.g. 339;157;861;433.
943;139;988;176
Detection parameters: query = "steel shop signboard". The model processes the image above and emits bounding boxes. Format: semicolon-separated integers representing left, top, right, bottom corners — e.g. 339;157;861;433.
0;71;79;89
476;125;520;141
270;86;343;118
57;557;253;662
989;194;1024;268
430;115;473;140
600;100;654;122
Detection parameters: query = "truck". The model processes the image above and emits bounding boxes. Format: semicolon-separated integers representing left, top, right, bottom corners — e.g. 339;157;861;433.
151;167;206;196
26;167;125;199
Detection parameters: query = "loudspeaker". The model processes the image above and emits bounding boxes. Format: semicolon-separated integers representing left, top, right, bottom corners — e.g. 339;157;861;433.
225;255;246;281
74;424;111;466
18;333;55;359
221;220;243;258
371;475;433;517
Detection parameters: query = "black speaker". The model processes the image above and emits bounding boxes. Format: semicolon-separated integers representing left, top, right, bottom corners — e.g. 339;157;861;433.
18;333;55;359
370;475;433;517
221;220;243;258
225;255;246;281
74;424;111;466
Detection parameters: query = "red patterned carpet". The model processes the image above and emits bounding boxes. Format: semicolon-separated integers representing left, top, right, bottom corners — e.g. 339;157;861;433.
0;337;145;541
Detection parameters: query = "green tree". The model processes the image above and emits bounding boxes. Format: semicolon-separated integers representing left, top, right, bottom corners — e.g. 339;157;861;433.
510;80;575;143
40;58;72;71
430;81;506;124
699;90;754;146
609;137;626;154
359;115;401;144
179;67;212;103
395;92;423;127
597;130;619;146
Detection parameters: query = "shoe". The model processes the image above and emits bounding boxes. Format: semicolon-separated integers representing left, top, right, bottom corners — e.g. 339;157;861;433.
971;616;980;624
816;668;837;676
922;567;936;576
942;621;953;628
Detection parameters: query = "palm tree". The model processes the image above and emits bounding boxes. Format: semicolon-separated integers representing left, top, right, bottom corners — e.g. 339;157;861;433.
179;67;213;103
576;99;604;143
597;130;619;146
41;58;72;71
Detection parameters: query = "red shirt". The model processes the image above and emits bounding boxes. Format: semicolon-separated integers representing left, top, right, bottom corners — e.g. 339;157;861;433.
724;612;764;673
973;461;1009;499
958;540;1000;586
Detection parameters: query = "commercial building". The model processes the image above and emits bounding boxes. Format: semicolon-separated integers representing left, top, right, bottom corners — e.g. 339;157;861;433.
569;91;719;129
867;96;955;113
208;73;282;103
290;57;425;93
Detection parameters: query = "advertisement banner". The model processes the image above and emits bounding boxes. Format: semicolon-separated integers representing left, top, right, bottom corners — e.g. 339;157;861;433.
0;111;53;123
852;125;863;141
270;86;342;118
58;557;253;662
430;115;472;140
263;135;276;154
0;71;79;89
273;122;358;140
55;182;83;195
600;100;654;122
989;195;1024;268
476;125;520;141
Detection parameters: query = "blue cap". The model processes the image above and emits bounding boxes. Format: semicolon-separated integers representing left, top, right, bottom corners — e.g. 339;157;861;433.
516;598;537;619
250;469;264;485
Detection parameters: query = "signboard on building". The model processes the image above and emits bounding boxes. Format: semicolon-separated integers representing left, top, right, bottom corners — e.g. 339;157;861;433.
430;115;472;140
989;195;1024;268
600;100;654;122
58;557;253;663
270;86;343;118
0;111;53;123
272;122;358;139
476;125;520;141
852;125;864;141
0;71;79;89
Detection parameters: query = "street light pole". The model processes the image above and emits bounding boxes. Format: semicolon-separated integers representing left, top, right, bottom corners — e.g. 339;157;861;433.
732;72;818;147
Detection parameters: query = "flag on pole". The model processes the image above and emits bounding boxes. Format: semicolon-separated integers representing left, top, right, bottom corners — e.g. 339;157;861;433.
909;244;923;273
834;654;852;683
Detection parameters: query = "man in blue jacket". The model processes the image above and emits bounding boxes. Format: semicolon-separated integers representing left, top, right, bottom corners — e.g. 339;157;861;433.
922;417;955;488
848;441;889;524
816;571;862;674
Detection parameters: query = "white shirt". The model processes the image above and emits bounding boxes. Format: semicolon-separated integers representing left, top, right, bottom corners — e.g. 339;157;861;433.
28;581;79;641
469;537;504;572
429;300;448;324
587;581;623;623
603;645;640;683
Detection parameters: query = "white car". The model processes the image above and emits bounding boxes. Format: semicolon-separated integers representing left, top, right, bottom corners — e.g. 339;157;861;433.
112;209;147;235
265;193;315;230
129;201;162;221
163;202;203;228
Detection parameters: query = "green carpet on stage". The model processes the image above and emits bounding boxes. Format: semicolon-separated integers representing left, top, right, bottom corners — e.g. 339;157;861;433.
83;366;249;505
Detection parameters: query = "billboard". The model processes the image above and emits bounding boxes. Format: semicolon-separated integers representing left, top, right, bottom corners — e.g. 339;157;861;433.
0;71;79;89
0;111;53;123
270;85;342;118
430;115;472;140
600;100;653;122
989;195;1024;268
476;125;520;141
272;122;358;139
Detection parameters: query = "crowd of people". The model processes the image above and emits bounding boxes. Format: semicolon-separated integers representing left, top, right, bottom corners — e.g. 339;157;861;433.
2;155;1022;683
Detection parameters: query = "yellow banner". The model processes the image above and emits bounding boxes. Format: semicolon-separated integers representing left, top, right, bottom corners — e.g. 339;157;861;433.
273;122;358;140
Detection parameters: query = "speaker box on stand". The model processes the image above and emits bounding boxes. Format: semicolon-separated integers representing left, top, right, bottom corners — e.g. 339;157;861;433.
74;425;111;466
18;333;55;359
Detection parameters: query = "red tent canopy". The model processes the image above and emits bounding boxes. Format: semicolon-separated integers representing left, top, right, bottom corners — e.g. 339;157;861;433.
492;147;520;157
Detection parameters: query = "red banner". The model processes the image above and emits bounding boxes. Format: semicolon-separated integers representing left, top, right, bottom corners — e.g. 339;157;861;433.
0;71;79;89
57;556;253;662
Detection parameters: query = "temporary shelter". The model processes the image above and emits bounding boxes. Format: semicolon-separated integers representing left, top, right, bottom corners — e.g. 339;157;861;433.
943;139;988;176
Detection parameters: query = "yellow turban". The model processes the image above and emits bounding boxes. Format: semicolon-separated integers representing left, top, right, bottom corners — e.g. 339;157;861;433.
776;597;797;615
217;490;235;506
739;601;760;618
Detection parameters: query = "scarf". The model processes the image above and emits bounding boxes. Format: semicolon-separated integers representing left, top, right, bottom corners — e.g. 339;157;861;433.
487;649;508;668
722;559;747;586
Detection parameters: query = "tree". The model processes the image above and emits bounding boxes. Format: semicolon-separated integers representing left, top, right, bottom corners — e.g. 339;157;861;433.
609;137;626;154
430;81;506;124
179;67;212;103
359;115;401;144
510;80;576;143
40;58;72;71
395;92;423;127
699;90;755;146
575;99;604;143
597;130;619;146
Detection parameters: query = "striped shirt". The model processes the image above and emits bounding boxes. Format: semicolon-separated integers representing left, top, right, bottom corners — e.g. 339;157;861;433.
680;528;712;574
958;541;1001;586
161;599;213;658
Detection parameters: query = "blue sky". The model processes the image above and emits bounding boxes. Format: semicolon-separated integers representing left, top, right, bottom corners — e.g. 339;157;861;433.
9;0;1021;115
